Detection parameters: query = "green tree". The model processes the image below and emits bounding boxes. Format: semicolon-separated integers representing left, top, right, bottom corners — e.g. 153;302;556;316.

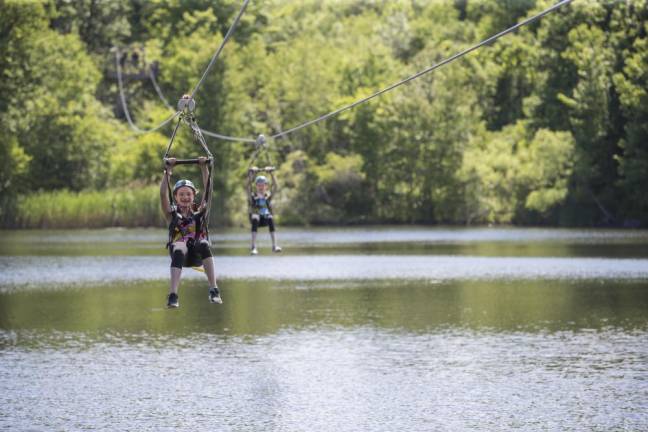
518;128;575;217
50;0;132;53
0;0;45;214
558;23;618;224
1;0;123;193
613;28;648;223
461;123;522;224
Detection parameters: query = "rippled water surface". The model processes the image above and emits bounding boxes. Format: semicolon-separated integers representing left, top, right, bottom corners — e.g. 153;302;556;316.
1;227;647;431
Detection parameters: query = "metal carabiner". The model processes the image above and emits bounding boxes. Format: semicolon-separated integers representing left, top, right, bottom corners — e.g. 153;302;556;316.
255;134;267;150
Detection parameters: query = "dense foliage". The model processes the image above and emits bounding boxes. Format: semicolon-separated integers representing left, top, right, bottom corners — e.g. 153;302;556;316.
1;0;647;227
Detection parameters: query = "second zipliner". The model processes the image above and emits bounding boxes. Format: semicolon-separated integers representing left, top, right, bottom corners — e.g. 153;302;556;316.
247;134;282;255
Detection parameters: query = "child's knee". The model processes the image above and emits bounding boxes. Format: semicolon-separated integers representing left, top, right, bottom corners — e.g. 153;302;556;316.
196;240;212;259
171;249;186;268
170;242;188;268
172;242;188;254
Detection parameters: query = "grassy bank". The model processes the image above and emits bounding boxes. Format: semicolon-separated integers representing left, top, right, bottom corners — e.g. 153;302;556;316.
13;186;164;228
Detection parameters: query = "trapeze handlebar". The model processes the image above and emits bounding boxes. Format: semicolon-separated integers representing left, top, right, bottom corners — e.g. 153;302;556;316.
164;157;212;166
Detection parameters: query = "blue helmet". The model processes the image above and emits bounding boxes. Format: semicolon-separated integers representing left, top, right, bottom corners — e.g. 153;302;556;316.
255;175;268;184
173;179;197;194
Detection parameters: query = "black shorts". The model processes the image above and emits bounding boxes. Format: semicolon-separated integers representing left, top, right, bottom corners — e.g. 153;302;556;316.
251;215;275;232
169;239;212;267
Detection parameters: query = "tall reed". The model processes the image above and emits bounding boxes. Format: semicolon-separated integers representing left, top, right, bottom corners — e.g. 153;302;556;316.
14;186;164;228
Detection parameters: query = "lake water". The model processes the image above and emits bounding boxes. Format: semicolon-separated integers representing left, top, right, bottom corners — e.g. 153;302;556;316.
1;227;647;431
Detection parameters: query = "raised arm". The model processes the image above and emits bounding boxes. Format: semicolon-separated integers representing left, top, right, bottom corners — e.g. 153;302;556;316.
160;158;176;223
267;167;278;194
198;156;212;212
247;166;259;193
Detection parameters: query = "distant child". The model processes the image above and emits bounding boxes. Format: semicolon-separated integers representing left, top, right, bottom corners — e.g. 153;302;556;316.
248;166;281;255
160;157;221;308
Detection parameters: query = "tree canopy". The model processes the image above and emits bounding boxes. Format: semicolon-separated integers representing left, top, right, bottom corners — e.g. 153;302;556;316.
1;0;647;227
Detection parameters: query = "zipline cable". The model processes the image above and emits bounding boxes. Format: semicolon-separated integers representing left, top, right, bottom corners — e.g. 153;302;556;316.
148;65;175;112
115;49;180;134
269;0;573;140
200;128;256;143
189;0;251;100
147;56;257;143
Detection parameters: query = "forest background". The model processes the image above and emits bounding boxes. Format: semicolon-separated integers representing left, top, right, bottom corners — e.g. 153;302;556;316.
1;0;647;228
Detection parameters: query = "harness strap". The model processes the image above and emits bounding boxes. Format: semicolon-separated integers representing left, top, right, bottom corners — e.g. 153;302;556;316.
167;207;205;247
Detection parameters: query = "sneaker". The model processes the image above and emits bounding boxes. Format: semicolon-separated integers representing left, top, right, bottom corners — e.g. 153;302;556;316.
209;287;223;304
167;292;179;308
250;247;258;255
272;245;282;253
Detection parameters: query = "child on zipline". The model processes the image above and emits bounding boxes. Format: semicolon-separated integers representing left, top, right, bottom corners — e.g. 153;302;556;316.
248;166;282;255
161;156;221;308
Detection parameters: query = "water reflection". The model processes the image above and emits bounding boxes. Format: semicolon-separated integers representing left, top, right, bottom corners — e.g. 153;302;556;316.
1;279;647;339
2;227;648;258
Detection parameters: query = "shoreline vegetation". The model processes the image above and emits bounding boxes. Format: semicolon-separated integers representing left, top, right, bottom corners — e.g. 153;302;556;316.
13;187;163;229
5;186;642;230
